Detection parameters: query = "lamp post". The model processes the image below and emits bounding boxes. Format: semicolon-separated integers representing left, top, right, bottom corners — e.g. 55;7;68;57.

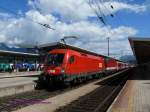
107;37;110;56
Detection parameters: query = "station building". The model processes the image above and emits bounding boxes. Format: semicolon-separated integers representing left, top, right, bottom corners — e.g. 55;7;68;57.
0;47;40;72
0;50;39;63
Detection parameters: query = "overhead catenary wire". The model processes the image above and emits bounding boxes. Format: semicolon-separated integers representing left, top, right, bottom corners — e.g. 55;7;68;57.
106;0;129;26
88;0;132;57
95;0;114;26
0;5;55;30
98;0;114;18
0;5;56;48
90;0;127;35
99;0;123;25
94;0;106;18
97;0;123;28
89;0;115;34
109;0;114;9
88;0;115;28
88;0;107;25
92;0;132;57
88;0;123;57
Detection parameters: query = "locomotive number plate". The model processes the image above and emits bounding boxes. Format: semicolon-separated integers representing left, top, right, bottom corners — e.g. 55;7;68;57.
49;70;55;73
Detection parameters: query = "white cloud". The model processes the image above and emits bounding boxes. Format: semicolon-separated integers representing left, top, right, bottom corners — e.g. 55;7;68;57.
28;0;147;22
0;10;136;57
111;2;147;13
28;0;92;22
0;12;13;19
0;0;146;58
101;1;146;14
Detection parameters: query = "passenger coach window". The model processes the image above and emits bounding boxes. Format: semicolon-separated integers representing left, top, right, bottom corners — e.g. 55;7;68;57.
69;56;74;64
105;58;110;62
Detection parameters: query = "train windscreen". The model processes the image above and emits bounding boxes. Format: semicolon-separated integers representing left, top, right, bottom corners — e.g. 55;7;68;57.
46;53;64;66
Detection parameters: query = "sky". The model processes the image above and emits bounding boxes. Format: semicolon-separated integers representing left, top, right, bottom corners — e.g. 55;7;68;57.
0;0;149;58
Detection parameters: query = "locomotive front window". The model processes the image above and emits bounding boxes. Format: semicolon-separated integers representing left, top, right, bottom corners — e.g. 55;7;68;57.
46;53;64;66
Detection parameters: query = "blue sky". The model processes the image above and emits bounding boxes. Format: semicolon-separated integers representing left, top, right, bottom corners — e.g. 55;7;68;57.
0;0;29;13
0;0;149;37
0;0;149;58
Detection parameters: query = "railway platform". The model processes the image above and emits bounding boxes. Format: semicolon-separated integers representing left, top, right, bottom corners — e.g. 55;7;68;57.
0;72;39;97
0;71;41;78
12;69;129;112
107;65;150;112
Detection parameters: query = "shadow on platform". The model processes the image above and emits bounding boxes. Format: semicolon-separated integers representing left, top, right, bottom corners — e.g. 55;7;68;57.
128;65;150;80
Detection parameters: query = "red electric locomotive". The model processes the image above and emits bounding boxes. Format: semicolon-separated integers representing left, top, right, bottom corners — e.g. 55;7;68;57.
38;47;128;86
38;48;105;85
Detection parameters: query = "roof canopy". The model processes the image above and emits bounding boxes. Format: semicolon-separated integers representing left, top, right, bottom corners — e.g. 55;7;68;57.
0;50;39;57
129;37;150;64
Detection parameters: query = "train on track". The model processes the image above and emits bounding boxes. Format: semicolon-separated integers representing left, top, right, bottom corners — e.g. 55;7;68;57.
38;47;129;86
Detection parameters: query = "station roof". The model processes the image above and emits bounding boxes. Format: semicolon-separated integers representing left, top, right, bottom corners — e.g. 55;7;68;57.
38;42;124;63
0;50;39;57
129;37;150;64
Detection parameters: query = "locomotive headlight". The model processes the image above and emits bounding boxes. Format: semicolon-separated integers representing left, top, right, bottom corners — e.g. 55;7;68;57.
49;70;55;73
61;68;65;73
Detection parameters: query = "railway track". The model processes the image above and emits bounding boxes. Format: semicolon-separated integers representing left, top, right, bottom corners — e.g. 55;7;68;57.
0;78;99;112
56;69;131;112
0;89;61;112
0;69;130;112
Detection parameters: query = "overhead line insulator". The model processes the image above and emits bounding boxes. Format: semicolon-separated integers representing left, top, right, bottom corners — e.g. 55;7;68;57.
111;5;114;9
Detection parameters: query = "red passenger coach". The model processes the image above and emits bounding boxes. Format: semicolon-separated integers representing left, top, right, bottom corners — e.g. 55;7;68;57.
117;61;125;70
105;58;117;71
